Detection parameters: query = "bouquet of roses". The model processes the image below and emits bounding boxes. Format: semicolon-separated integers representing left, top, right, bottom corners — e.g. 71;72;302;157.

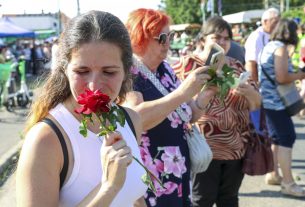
74;89;164;193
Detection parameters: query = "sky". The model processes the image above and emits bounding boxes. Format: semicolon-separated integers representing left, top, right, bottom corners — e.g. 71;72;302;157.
0;0;161;22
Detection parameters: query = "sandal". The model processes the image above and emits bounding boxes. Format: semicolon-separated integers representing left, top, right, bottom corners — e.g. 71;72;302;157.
265;173;282;185
281;182;305;197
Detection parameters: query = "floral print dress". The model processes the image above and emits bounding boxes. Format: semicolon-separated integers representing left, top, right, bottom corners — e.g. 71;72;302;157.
131;61;192;207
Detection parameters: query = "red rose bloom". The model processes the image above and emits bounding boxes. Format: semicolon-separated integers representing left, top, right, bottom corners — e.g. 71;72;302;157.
75;89;111;115
302;56;305;63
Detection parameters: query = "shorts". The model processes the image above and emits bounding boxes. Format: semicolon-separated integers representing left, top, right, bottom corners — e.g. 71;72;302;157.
264;108;296;148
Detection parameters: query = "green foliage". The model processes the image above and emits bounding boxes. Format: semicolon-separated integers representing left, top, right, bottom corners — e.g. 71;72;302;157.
162;0;202;24
80;119;88;137
221;0;263;16
282;5;305;23
161;0;305;24
204;64;235;101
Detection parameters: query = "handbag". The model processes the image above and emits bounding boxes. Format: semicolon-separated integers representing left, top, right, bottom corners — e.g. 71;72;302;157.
277;83;305;116
260;58;305;117
185;124;213;173
242;109;274;176
133;56;212;173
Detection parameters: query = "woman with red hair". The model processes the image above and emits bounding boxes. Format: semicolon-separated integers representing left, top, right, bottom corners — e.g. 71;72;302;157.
124;8;217;207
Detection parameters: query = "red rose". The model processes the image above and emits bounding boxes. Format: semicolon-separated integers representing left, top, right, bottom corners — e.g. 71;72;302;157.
302;56;305;63
74;89;111;115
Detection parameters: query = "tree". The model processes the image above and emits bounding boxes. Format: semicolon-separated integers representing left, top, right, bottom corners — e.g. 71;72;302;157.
282;5;305;23
161;0;305;24
161;0;264;24
161;0;202;24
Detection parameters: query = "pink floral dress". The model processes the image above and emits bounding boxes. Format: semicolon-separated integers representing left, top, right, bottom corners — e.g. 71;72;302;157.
131;61;192;207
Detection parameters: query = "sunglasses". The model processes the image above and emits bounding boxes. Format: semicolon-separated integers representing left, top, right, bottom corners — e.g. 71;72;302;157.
154;31;175;44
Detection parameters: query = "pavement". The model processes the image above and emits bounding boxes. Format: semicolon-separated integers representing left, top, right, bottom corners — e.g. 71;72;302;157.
0;106;305;206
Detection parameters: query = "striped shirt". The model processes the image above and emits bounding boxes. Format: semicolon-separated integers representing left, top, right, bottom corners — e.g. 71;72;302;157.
173;55;253;160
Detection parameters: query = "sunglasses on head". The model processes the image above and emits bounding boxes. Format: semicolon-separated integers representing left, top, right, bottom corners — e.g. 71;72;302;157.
154;31;175;44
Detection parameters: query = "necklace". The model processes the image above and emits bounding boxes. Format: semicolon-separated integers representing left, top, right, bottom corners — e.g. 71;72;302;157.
133;56;190;122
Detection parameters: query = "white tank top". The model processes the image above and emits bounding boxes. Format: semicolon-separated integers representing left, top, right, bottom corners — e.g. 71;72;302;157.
49;104;147;207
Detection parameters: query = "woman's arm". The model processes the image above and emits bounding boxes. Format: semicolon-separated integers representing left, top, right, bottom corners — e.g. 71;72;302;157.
17;123;131;207
123;66;211;131
189;86;218;122
274;46;305;84
16;123;64;207
123;107;143;144
233;83;261;111
79;131;132;207
77;183;121;207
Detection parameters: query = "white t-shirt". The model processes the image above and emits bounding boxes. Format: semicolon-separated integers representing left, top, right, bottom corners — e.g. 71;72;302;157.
245;26;270;62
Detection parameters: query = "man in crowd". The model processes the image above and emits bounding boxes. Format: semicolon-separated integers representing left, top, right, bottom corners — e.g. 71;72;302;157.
244;8;280;82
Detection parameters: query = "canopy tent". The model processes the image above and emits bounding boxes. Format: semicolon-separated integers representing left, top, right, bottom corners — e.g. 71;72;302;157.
35;29;57;39
222;9;265;24
0;17;35;38
170;23;201;31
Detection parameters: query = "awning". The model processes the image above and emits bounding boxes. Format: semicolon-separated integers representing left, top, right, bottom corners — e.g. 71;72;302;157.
170;23;201;31
222;9;265;24
34;29;57;39
0;17;35;38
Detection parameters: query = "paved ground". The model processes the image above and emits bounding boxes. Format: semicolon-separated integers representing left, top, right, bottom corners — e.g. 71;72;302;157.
239;116;305;207
0;108;27;156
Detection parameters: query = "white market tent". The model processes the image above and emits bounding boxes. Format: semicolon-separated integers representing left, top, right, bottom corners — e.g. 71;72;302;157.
222;9;265;24
170;23;201;31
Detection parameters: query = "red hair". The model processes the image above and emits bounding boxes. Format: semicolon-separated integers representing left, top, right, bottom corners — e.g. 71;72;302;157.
126;8;170;56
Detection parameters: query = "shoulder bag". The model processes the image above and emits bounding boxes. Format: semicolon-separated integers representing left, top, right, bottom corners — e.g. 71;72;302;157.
242;109;274;176
260;48;305;116
133;57;212;173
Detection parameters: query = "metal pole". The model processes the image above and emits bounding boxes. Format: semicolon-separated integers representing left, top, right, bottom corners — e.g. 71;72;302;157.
77;0;81;16
285;0;289;12
264;0;268;9
201;0;205;24
58;10;62;35
211;0;214;16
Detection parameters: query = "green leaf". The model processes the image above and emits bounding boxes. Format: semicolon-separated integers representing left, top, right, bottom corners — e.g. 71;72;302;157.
98;130;108;137
116;108;126;127
79;119;88;137
141;173;150;185
108;125;115;131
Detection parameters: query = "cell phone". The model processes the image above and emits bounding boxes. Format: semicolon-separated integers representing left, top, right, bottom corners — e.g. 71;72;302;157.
239;71;251;85
204;43;225;66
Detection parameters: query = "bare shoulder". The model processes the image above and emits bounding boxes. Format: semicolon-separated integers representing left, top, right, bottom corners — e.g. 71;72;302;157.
18;121;63;180
274;45;287;57
21;122;63;161
122;107;143;143
16;122;63;205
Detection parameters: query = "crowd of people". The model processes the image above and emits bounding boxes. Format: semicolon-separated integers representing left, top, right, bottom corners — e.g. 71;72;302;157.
0;39;57;77
14;6;305;207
